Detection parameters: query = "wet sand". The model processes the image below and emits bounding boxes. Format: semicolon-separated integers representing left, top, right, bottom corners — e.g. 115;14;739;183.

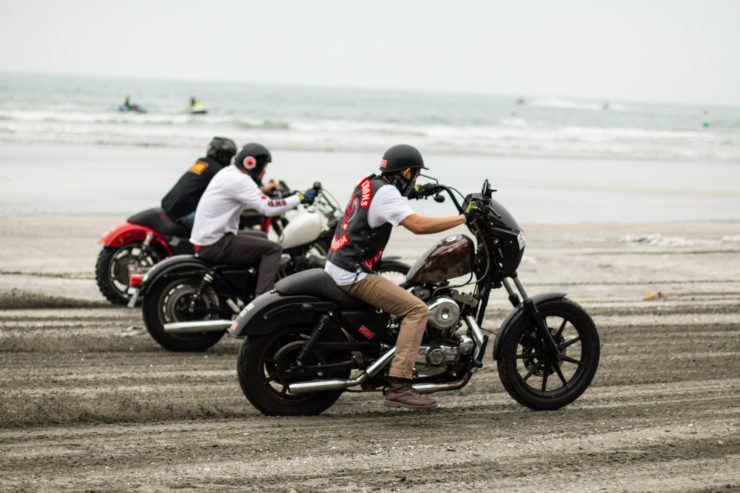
1;217;739;491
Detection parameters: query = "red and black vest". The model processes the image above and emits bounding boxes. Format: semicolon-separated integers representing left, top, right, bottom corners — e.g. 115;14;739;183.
327;175;393;273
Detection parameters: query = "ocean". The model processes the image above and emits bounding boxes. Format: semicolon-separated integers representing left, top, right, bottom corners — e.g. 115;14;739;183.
1;72;739;223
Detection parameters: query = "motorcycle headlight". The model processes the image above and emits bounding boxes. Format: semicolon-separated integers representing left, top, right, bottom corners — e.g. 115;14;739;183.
517;231;527;250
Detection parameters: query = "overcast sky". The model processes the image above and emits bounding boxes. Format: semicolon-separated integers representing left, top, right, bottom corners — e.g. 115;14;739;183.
1;0;738;106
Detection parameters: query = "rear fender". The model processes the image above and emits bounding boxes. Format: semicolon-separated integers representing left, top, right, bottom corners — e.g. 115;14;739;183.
228;292;336;338
98;222;172;254
138;255;210;296
492;292;567;360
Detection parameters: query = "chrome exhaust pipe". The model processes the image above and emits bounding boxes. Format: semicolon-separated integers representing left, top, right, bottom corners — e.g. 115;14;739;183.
288;346;396;394
163;319;232;333
288;379;355;393
412;372;472;394
288;346;472;396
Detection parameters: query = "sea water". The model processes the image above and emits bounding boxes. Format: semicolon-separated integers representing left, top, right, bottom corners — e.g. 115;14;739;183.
1;72;739;223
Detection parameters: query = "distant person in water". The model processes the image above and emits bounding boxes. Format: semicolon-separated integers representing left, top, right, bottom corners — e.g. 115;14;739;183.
121;95;142;112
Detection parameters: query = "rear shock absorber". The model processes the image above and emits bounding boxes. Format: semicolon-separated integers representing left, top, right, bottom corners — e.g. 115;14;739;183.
189;271;214;314
296;312;333;365
137;232;154;263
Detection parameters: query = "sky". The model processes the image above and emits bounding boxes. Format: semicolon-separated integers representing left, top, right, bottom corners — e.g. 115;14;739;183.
1;0;739;106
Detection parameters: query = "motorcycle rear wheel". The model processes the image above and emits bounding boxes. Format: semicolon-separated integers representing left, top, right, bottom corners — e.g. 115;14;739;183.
497;298;600;410
142;275;227;351
95;243;164;305
237;324;351;416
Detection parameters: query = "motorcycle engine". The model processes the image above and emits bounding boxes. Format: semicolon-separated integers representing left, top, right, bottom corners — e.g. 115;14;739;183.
411;296;468;378
414;335;475;378
426;296;461;337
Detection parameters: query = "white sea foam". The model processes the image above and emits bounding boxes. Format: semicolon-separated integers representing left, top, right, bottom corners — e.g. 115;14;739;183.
619;234;721;248
530;98;607;111
1;73;738;163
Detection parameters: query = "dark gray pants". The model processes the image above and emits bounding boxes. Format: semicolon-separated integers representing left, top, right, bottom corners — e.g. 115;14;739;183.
196;230;282;295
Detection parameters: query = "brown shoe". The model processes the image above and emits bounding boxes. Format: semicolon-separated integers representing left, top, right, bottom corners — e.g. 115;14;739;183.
384;380;438;409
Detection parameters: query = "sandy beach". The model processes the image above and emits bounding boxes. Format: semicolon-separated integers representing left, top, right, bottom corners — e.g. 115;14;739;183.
1;217;738;491
3;1;740;489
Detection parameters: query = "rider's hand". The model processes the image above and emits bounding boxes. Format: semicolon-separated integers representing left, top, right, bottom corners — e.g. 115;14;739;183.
464;200;485;222
299;189;316;205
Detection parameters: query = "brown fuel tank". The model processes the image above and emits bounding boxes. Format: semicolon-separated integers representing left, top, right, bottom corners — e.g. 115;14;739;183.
405;234;474;285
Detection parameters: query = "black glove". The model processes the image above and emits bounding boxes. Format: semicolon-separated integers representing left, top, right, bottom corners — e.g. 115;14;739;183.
464;200;485;222
409;183;438;199
299;189;316;205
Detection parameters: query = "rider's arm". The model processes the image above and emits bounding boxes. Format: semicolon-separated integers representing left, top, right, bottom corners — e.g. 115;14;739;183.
238;178;300;217
400;213;465;234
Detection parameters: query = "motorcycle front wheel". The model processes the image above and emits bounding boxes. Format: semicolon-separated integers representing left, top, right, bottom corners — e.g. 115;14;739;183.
237;324;351;416
95;243;165;305
142;275;227;351
497;298;600;410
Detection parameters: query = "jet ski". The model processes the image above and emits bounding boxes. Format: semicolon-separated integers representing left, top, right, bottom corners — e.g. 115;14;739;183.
186;100;208;114
115;104;147;113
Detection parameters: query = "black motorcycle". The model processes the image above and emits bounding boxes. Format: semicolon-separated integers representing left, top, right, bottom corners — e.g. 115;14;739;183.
230;178;600;415
96;204;288;306
132;184;410;352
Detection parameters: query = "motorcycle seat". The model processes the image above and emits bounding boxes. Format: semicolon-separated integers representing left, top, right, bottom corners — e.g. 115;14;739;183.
127;207;191;237
274;268;370;309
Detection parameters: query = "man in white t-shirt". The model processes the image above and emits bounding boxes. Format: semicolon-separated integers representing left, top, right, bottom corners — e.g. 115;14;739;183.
191;143;315;295
325;144;481;409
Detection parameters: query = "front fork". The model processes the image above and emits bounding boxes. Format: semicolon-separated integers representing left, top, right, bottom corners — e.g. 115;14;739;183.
502;275;562;359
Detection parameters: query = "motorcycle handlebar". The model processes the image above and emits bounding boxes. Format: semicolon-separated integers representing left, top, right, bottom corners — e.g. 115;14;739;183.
409;183;466;214
408;183;443;200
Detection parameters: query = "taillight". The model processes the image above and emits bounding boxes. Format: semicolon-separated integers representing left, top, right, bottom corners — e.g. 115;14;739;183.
129;274;145;288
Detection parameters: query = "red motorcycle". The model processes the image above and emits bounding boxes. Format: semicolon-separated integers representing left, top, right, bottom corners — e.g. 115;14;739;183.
96;208;281;305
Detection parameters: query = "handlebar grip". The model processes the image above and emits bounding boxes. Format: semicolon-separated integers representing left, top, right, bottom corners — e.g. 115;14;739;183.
409;184;437;199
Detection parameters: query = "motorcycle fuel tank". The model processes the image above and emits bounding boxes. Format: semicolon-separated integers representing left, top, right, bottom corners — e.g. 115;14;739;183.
279;211;325;249
406;234;474;285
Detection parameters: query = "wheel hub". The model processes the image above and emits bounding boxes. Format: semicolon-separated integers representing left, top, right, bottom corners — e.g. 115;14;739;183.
163;283;218;322
273;341;328;384
522;328;565;376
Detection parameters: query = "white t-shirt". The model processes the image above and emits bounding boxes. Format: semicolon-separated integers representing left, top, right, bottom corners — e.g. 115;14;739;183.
324;183;414;285
190;166;300;246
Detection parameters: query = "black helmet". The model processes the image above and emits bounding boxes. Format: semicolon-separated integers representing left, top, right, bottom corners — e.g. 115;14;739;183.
235;142;272;181
379;144;428;174
206;137;237;166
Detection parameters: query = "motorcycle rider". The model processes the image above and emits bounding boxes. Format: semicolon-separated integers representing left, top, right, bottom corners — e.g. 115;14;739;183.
324;144;483;409
161;137;238;228
190;143;316;295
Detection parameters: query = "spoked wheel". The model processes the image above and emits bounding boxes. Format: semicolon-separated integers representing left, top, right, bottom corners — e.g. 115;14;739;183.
375;259;410;286
237;324;351;415
497;298;600;410
142;276;227;351
95;243;164;305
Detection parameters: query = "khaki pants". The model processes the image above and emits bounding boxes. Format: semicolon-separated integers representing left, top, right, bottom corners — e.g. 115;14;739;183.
340;274;428;380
